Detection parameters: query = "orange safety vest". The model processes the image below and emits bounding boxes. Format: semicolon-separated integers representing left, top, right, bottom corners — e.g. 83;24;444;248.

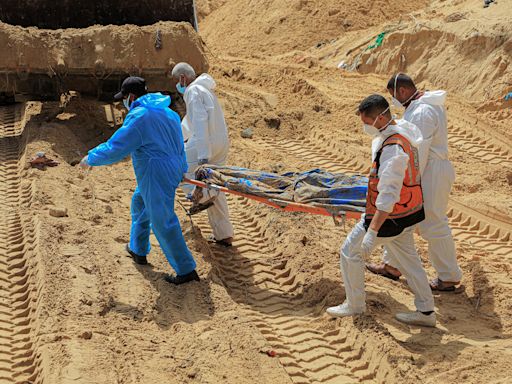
364;133;425;237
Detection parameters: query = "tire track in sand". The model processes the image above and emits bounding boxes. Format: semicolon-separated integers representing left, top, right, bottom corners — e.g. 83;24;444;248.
0;104;45;384
0;105;28;138
448;125;512;167
256;137;512;257
187;196;394;384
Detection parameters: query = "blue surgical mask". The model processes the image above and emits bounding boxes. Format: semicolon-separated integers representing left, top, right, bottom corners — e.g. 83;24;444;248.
176;82;187;95
122;98;131;110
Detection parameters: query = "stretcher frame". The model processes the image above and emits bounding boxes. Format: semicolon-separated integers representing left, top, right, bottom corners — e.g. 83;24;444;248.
183;178;362;223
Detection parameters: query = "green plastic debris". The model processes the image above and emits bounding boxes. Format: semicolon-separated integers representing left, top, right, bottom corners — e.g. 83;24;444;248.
366;32;386;51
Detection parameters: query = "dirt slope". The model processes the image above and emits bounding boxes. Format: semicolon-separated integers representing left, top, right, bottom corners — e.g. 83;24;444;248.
199;0;429;56
308;0;512;102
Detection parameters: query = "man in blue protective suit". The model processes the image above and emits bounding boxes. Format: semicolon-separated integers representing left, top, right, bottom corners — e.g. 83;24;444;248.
79;76;199;285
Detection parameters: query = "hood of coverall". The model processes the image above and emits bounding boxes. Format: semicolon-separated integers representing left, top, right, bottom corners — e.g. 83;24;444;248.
190;74;217;91
414;90;447;107
131;92;171;110
387;119;423;148
372;119;423;157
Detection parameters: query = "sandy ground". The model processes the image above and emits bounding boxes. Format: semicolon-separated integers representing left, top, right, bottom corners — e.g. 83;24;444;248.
2;0;511;383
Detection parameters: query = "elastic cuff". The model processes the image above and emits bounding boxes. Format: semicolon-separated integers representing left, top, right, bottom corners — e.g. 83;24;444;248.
416;305;435;313
375;204;393;213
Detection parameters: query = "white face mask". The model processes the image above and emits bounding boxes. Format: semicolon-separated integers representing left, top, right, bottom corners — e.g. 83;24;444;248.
362;107;392;136
363;124;380;136
393;73;419;109
391;96;403;108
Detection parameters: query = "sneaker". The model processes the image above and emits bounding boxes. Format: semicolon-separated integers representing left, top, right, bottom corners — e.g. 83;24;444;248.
126;244;148;265
164;270;200;285
395;311;436;327
326;302;365;318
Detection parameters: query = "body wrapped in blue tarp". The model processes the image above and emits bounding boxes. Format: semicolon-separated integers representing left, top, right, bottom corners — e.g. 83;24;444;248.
195;166;368;214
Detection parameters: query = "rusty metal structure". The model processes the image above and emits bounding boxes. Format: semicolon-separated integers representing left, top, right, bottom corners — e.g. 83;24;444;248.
0;1;207;102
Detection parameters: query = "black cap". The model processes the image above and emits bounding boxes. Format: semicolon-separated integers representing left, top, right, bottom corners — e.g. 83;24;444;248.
114;76;147;100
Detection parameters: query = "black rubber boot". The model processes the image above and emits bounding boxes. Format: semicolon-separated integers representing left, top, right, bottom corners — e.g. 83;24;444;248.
164;270;200;285
126;244;148;265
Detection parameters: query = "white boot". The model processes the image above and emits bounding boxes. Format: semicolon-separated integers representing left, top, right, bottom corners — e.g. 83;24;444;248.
395;311;436;327
326;302;365;318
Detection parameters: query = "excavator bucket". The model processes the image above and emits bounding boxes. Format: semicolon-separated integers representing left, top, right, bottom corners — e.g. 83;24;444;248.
0;1;206;101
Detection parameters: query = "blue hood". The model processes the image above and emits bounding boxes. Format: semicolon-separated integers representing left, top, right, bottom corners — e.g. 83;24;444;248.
132;92;171;109
88;88;187;185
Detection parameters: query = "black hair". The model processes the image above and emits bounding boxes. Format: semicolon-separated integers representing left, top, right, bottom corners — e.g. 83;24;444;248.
358;94;391;118
386;73;416;91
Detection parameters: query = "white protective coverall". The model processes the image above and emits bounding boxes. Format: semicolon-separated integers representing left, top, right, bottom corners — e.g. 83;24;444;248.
383;91;463;282
181;74;234;240
341;120;434;313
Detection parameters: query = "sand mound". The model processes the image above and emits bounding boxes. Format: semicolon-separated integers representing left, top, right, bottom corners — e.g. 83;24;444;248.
353;26;511;101
200;0;429;56
313;0;512;101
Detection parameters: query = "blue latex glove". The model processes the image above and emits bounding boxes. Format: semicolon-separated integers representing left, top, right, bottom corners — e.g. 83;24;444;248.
505;92;512;101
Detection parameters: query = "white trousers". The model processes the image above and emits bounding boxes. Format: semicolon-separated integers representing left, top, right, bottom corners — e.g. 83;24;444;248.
182;145;234;241
341;220;435;312
383;158;462;282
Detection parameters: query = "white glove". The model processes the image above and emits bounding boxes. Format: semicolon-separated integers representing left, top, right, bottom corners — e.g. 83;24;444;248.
361;228;378;258
79;155;91;171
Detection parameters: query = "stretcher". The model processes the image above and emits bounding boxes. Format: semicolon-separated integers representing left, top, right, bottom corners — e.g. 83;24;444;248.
183;177;363;222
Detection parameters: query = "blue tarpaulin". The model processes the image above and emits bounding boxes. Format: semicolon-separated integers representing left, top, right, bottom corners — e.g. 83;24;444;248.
195;166;368;213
